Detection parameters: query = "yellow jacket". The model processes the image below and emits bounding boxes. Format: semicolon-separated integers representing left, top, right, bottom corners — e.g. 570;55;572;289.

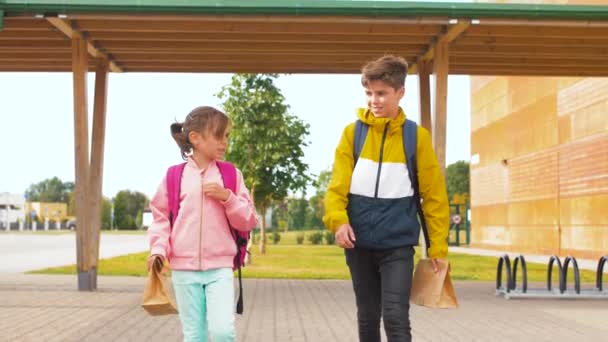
323;108;449;258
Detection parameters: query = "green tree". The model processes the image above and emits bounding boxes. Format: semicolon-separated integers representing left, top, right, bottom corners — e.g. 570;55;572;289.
217;73;311;254
307;169;331;229
446;160;470;204
25;177;74;203
271;198;288;230
287;196;308;231
101;197;112;230
113;190;149;230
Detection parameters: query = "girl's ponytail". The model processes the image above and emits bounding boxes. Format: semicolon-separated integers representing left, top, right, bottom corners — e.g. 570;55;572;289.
170;122;192;160
170;106;229;160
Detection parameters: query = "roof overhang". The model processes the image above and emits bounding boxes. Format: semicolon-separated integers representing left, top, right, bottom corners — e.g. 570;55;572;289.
1;1;608;76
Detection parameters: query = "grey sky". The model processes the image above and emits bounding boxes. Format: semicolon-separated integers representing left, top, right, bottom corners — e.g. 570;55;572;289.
1;72;470;199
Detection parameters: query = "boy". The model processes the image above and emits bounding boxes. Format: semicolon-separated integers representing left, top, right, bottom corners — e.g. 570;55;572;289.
323;55;449;342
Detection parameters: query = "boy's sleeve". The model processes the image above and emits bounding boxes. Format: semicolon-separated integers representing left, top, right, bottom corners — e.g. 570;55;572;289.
416;127;450;258
148;176;171;258
222;169;259;231
323;124;355;233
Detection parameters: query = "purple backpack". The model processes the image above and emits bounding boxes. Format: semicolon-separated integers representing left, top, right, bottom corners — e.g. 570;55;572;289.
165;161;249;314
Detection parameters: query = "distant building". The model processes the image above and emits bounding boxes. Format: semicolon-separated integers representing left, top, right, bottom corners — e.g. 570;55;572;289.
0;193;26;227
25;202;69;221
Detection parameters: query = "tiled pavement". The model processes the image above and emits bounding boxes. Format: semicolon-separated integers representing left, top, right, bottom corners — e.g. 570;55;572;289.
1;274;607;342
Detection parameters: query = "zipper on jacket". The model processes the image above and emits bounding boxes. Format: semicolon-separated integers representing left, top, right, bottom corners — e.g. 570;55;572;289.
374;122;390;198
199;174;204;270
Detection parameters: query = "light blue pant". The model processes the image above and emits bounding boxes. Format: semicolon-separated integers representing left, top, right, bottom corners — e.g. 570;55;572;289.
172;268;235;342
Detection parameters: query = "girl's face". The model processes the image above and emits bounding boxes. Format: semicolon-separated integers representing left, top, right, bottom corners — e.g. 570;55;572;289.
189;127;230;161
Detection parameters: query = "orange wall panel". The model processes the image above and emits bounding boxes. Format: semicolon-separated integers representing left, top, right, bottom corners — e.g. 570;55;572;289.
471;74;608;258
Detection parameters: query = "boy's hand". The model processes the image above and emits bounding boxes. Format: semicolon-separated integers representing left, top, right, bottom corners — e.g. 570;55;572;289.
147;254;165;272
335;224;356;249
430;258;440;273
203;182;230;201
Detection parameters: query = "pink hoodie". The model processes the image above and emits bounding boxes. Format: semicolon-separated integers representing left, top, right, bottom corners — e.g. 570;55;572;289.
148;158;258;271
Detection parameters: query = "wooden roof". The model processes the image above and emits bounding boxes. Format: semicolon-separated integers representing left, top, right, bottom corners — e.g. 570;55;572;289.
1;1;608;76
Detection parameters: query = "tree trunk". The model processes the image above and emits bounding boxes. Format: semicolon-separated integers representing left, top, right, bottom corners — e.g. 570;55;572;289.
245;184;256;264
259;206;267;254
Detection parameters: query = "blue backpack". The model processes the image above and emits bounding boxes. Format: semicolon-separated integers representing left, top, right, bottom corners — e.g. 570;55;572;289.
353;119;430;251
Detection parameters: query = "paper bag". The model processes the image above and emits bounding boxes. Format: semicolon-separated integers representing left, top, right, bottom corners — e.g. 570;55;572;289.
142;257;178;315
410;258;458;308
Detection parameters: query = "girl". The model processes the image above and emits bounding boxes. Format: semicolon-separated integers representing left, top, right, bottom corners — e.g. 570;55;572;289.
148;106;258;342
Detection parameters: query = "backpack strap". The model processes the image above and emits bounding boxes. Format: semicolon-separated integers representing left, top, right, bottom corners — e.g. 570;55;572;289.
216;160;247;315
353;120;368;165
216;160;237;193
402;120;431;253
166;163;187;228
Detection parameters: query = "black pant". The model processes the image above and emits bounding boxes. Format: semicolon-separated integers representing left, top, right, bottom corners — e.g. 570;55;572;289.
345;246;415;342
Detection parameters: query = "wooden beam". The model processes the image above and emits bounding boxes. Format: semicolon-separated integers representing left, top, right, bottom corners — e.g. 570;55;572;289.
70;14;450;25
117;60;367;68
110;50;419;58
46;17;122;73
454;35;608;47
0;40;71;49
89;58;109;269
418;59;432;135
449;66;608;77
76;19;443;35
0;30;64;40
99;40;426;52
474;18;608;28
87;31;432;44
411;20;470;74
433;41;449;178
110;53;397;63
450;44;608;58
451;56;608;66
72;33;93;291
463;25;608;39
123;65;363;74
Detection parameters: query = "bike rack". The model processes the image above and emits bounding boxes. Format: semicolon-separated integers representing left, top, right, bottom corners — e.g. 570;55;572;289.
495;254;512;295
596;256;607;292
496;254;608;300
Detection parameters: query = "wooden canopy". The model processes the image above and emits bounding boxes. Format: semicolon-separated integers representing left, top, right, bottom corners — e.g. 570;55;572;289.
1;1;608;76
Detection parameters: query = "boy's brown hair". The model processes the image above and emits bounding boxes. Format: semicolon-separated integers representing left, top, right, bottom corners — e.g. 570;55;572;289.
361;55;408;90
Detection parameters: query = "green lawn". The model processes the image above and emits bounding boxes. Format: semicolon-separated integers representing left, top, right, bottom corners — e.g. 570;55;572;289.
30;241;599;284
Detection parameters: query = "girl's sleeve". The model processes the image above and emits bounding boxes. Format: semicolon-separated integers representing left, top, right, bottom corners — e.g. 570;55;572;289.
148;176;172;258
222;169;259;231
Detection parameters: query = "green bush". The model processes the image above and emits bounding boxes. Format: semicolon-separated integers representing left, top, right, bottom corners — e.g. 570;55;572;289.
296;233;305;245
308;231;323;245
252;231;260;244
324;231;336;245
272;231;281;244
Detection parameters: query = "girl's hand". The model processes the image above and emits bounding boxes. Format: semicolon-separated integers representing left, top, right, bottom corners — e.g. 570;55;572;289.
203;182;230;201
147;254;165;272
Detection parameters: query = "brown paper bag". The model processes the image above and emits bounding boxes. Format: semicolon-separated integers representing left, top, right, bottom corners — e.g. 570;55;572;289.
410;258;458;308
142;257;178;315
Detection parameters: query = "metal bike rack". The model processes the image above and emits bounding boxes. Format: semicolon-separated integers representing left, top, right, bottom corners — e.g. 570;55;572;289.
496;254;608;300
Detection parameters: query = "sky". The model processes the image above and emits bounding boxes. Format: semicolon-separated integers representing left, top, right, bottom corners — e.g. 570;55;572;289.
0;72;470;199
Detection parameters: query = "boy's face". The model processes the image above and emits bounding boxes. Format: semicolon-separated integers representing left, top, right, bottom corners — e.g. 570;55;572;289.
364;80;405;119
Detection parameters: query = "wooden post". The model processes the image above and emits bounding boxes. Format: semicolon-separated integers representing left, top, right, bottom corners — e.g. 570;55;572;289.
433;41;449;177
89;58;109;282
418;59;432;135
72;33;93;291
